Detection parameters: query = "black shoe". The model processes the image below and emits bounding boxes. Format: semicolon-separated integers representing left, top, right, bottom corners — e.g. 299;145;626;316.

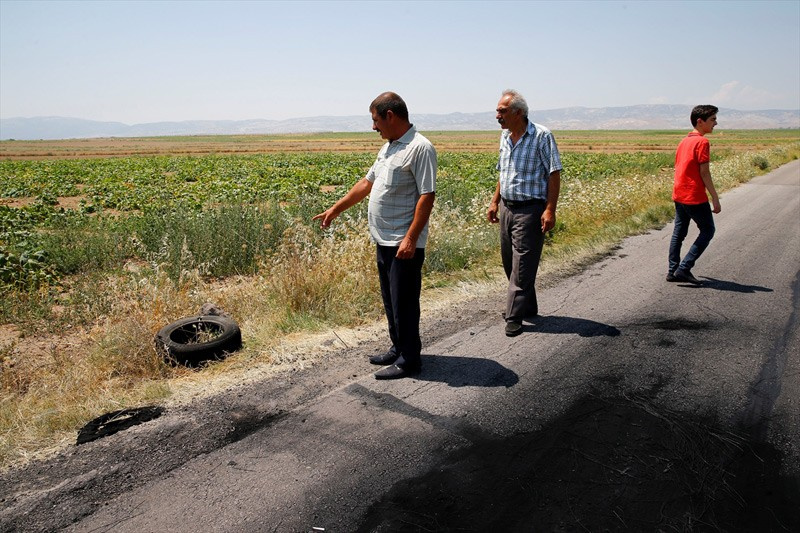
666;272;679;282
674;269;702;285
505;321;523;337
374;364;420;380
369;351;399;365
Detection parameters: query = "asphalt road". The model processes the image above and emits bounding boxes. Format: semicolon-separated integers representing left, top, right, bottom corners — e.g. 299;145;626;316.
5;161;800;532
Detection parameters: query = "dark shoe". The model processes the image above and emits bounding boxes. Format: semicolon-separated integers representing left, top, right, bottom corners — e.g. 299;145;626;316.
666;272;679;282
505;321;523;337
674;269;702;285
374;364;420;380
369;350;399;365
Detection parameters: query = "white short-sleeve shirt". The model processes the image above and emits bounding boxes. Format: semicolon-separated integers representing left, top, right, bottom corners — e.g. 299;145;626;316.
366;126;437;247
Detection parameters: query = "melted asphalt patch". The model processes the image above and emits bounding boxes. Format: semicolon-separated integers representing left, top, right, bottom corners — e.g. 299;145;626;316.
357;385;798;532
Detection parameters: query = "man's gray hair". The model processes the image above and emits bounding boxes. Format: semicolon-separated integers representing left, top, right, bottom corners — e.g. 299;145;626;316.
502;89;529;118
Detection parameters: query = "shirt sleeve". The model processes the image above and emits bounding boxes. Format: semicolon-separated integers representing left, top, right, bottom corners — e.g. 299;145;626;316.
412;142;437;194
695;138;710;164
365;159;377;183
540;131;563;174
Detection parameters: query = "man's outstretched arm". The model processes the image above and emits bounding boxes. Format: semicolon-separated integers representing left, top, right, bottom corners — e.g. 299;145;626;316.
313;178;373;227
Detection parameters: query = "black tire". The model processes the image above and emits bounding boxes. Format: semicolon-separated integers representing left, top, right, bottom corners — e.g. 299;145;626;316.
155;315;242;366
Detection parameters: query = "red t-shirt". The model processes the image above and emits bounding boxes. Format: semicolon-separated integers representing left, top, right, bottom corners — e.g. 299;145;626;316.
673;132;710;204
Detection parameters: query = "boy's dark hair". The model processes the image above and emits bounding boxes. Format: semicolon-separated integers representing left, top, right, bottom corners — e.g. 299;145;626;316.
370;92;409;121
691;105;719;127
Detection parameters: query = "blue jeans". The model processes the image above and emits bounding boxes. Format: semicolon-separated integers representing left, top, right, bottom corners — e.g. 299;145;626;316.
668;201;715;274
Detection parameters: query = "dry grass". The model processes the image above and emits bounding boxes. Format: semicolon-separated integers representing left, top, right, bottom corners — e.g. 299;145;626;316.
0;213;385;467
3;129;798;160
265;219;381;327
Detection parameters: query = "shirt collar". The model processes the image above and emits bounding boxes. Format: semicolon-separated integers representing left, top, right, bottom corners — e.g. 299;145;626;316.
392;124;416;145
501;120;535;140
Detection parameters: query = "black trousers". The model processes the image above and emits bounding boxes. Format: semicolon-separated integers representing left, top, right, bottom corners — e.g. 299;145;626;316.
376;245;425;368
499;201;546;321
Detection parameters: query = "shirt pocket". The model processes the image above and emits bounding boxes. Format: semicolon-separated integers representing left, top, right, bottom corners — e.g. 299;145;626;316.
384;153;411;188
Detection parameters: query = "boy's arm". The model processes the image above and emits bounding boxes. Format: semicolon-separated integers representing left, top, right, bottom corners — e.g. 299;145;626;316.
699;162;721;213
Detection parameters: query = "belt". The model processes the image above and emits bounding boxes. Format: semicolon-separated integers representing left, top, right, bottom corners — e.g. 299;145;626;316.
502;197;546;208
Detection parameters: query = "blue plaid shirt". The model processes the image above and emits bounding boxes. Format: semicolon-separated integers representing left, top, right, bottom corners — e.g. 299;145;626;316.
497;121;562;202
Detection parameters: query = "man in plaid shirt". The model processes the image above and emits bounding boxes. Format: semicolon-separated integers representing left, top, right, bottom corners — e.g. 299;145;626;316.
487;89;563;337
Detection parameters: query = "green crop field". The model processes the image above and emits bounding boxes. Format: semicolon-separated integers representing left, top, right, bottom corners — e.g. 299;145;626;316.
0;149;684;291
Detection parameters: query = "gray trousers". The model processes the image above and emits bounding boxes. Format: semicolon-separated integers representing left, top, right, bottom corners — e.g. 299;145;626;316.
499;201;546;322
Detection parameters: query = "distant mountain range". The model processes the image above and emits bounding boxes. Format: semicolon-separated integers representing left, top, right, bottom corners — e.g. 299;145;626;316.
1;105;798;140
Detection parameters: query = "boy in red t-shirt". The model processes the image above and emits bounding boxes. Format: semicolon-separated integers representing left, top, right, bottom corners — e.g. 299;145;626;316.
667;105;721;284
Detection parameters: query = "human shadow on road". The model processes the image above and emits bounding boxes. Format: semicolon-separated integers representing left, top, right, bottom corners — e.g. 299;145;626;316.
521;315;621;337
416;354;519;388
699;277;774;293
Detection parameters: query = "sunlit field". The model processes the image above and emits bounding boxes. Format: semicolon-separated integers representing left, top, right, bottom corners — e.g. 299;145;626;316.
2;129;798;158
1;130;798;467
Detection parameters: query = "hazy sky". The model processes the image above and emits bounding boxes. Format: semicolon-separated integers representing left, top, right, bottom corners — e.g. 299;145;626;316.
1;0;798;124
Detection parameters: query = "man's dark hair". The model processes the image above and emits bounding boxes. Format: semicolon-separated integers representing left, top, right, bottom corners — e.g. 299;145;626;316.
691;105;718;127
370;92;409;121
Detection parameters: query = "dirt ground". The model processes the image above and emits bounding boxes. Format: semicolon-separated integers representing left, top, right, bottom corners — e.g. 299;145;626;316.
0;277;508;531
2;130;793;160
0;134;385;159
0;131;691;160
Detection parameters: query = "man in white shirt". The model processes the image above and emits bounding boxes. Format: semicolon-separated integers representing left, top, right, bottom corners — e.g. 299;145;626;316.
314;92;437;379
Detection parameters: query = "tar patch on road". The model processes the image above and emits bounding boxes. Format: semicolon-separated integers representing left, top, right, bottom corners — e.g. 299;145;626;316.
651;318;710;331
224;407;285;445
357;388;798;532
76;406;164;444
